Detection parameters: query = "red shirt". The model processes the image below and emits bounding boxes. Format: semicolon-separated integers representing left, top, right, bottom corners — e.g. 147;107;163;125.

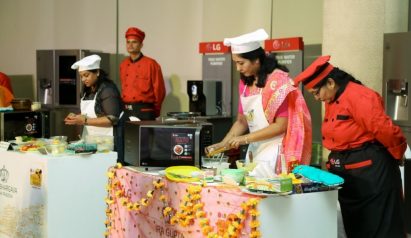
0;72;13;94
120;55;166;116
322;82;406;160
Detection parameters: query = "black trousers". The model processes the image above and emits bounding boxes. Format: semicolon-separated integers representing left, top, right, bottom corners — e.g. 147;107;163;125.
327;143;406;238
124;102;155;121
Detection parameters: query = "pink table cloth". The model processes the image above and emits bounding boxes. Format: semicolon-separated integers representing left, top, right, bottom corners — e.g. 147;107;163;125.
107;168;260;238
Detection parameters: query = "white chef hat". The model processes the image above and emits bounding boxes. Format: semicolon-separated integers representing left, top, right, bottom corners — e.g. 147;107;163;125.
223;29;269;54
71;54;101;71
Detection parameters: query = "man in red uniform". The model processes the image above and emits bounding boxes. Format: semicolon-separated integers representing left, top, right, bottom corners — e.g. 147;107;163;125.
120;27;166;120
0;72;14;107
295;55;406;238
0;71;13;94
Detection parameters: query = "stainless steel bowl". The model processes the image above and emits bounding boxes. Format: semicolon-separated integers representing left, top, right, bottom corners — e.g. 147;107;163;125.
167;112;201;120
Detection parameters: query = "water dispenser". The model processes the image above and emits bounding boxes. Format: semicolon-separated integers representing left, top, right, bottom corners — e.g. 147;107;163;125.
386;79;408;121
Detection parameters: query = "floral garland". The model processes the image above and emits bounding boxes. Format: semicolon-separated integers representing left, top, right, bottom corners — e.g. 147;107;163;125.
104;163;261;238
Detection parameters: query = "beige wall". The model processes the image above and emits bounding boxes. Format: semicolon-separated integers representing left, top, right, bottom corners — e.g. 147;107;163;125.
323;0;408;93
0;0;334;115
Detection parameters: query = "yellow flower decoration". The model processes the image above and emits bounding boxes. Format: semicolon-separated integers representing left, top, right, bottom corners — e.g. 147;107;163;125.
199;218;210;226
133;203;141;210
105;198;114;205
115;190;123;197
195;210;206;218
201;225;213;235
193;202;204;210
127;202;134;211
115;163;122;169
163;207;173;217
241;202;248;210
250;220;260;228
146;190;154;198
170;216;178;225
159;195;167;202
250;230;261;238
119;197;128;206
207;232;218;238
246;198;260;207
191;194;201;201
249;209;260;217
187;185;202;194
107;171;115;179
140;198;149;206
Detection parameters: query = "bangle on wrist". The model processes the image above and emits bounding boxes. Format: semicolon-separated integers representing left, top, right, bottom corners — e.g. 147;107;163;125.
84;116;88;125
245;136;249;144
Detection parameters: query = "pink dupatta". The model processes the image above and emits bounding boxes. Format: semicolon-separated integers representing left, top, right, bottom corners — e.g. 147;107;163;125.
240;70;312;164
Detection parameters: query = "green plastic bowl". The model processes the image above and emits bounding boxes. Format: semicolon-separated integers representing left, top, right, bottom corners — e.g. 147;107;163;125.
221;169;246;184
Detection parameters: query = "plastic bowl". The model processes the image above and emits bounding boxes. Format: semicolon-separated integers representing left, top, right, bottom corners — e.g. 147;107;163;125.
45;142;67;155
235;160;257;172
221;168;246;184
201;156;228;168
50;136;68;143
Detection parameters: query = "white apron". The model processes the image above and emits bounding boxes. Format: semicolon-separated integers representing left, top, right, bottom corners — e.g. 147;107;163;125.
241;87;283;178
80;93;113;137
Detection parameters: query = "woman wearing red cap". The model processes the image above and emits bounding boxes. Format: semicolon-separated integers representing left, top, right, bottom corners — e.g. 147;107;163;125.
120;27;166;120
206;29;312;177
295;55;406;238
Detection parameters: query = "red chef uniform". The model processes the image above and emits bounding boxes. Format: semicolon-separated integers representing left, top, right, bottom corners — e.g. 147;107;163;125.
120;27;166;120
295;55;407;238
120;55;165;118
322;81;406;160
0;72;13;94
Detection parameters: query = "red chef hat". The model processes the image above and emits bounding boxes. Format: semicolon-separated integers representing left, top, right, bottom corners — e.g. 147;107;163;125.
125;27;145;42
294;55;334;89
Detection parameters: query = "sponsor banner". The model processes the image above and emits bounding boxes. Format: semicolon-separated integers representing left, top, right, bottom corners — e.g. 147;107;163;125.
0;155;46;238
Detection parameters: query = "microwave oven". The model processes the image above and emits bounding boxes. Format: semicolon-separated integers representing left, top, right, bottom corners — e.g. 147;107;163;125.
0;110;50;141
124;120;213;170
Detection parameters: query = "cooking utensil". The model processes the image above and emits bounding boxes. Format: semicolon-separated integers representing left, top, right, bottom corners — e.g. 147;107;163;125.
11;98;32;111
167;112;201;120
206;146;228;157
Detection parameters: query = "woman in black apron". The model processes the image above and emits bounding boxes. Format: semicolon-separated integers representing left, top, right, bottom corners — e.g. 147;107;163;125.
295;55;407;238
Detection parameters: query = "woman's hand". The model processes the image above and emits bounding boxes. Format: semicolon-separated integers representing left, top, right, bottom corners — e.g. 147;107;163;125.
227;135;248;149
64;113;86;125
205;142;229;157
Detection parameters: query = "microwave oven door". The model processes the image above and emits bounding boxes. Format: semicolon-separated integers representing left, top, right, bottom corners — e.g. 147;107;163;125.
0;111;50;141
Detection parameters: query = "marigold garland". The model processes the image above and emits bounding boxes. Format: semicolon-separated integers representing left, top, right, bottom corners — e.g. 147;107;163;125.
104;164;262;238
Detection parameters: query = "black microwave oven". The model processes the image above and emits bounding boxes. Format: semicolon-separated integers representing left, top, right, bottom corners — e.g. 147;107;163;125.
0;110;50;141
124;120;213;170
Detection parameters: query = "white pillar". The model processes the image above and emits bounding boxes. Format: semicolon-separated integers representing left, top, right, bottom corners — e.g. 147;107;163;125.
323;0;408;93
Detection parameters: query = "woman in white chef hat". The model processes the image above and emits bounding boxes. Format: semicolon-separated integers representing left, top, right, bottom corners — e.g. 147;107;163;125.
64;54;125;163
206;29;312;178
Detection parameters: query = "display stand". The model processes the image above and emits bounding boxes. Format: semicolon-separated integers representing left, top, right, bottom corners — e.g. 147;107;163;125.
199;41;232;116
198;41;233;143
0;151;117;238
264;37;304;78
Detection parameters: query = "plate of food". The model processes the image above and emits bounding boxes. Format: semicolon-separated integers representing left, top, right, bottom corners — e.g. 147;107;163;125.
173;144;184;155
19;144;41;153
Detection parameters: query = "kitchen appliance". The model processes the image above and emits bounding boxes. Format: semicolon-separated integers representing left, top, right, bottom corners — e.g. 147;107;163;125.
383;32;411;233
187;80;223;116
124;120;213;170
187;80;206;116
0;110;50;141
36;49;110;141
